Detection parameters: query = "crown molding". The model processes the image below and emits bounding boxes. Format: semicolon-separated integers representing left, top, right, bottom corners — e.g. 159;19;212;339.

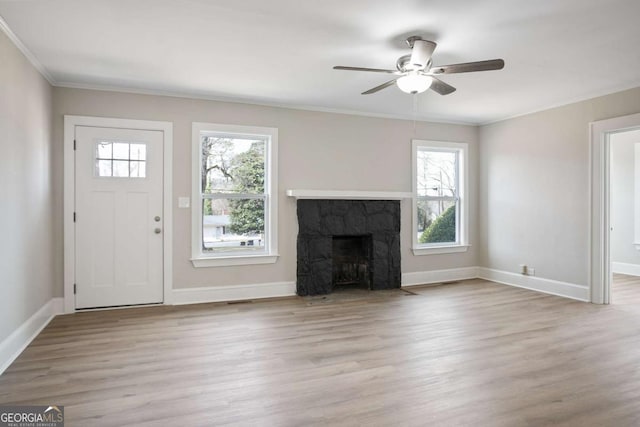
0;14;55;84
53;80;478;126
480;82;640;126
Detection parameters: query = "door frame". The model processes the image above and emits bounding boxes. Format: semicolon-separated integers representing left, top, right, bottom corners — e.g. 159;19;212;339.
64;115;173;313
590;112;640;304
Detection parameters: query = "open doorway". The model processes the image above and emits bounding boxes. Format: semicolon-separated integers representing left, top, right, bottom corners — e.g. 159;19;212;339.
610;130;640;304
590;112;640;304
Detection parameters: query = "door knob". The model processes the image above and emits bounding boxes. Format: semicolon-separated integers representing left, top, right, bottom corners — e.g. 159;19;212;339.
154;228;162;234
154;216;161;222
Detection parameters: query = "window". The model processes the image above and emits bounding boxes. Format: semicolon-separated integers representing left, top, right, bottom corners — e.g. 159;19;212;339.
412;139;469;255
191;123;278;267
95;141;146;178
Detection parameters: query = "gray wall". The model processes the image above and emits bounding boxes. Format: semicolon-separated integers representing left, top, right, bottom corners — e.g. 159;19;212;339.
611;130;640;267
51;88;479;294
0;30;54;342
5;19;640;324
479;87;640;286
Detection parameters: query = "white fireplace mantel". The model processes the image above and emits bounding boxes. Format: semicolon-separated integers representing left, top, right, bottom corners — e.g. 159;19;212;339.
286;189;413;200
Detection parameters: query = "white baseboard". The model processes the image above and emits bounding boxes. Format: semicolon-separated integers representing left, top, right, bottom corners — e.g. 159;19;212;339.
612;262;640;276
175;268;481;304
172;281;296;305
0;297;63;375
402;267;479;287
0;268;591;376
477;267;589;302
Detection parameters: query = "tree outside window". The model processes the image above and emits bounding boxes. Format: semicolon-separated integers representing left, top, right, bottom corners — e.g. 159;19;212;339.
200;135;267;253
416;149;458;244
413;140;468;251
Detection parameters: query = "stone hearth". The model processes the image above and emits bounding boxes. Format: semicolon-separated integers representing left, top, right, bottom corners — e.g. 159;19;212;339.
296;199;401;296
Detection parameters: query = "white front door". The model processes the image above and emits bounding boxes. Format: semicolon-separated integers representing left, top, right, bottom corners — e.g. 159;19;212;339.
75;126;164;309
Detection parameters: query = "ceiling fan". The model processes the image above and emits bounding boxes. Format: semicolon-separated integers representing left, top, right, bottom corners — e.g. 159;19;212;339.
333;36;504;95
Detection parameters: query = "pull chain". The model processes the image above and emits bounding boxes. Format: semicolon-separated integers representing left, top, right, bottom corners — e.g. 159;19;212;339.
412;93;419;134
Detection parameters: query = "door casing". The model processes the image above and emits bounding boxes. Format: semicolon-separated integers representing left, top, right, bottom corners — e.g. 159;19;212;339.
590;112;640;304
64;115;173;313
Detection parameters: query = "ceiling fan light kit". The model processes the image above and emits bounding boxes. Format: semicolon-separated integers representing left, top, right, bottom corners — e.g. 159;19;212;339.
333;36;504;96
396;72;432;94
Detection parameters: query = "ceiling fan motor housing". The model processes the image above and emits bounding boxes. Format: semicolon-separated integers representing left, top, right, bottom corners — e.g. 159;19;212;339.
397;55;432;72
406;37;437;69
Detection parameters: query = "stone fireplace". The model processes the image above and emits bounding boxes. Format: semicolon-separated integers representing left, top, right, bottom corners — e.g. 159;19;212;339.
296;199;401;296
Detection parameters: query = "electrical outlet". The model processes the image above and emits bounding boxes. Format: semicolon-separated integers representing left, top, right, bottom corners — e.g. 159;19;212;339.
519;264;527;275
528;268;535;276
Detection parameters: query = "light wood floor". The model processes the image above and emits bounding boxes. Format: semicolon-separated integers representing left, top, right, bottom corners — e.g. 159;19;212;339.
612;273;640;305
3;279;640;426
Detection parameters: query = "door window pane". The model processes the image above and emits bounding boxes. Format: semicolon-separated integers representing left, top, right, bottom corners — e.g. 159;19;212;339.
97;142;112;158
130;161;146;178
96;160;112;176
112;142;130;160
113;160;129;177
95;141;147;178
130;144;146;160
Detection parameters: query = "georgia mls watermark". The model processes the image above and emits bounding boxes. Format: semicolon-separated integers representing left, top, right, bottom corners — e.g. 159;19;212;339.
0;406;64;427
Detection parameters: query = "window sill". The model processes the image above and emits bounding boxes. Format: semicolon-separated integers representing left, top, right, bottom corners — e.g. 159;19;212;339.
191;254;279;268
412;245;470;256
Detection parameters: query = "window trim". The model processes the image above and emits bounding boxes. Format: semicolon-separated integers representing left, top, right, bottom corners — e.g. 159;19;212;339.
412;139;469;256
191;122;278;267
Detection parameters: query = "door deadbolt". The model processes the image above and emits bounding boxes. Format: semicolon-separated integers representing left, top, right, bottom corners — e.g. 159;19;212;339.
154;216;161;222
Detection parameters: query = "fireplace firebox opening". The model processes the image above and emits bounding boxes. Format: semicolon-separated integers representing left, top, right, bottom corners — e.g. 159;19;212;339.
332;235;372;290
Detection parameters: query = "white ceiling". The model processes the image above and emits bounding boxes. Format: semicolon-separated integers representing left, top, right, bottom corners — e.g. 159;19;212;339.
1;0;639;124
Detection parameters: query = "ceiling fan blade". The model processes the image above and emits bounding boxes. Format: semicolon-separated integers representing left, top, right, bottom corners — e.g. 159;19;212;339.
428;59;505;75
333;66;398;74
409;39;437;70
362;78;399;95
429;77;456;95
